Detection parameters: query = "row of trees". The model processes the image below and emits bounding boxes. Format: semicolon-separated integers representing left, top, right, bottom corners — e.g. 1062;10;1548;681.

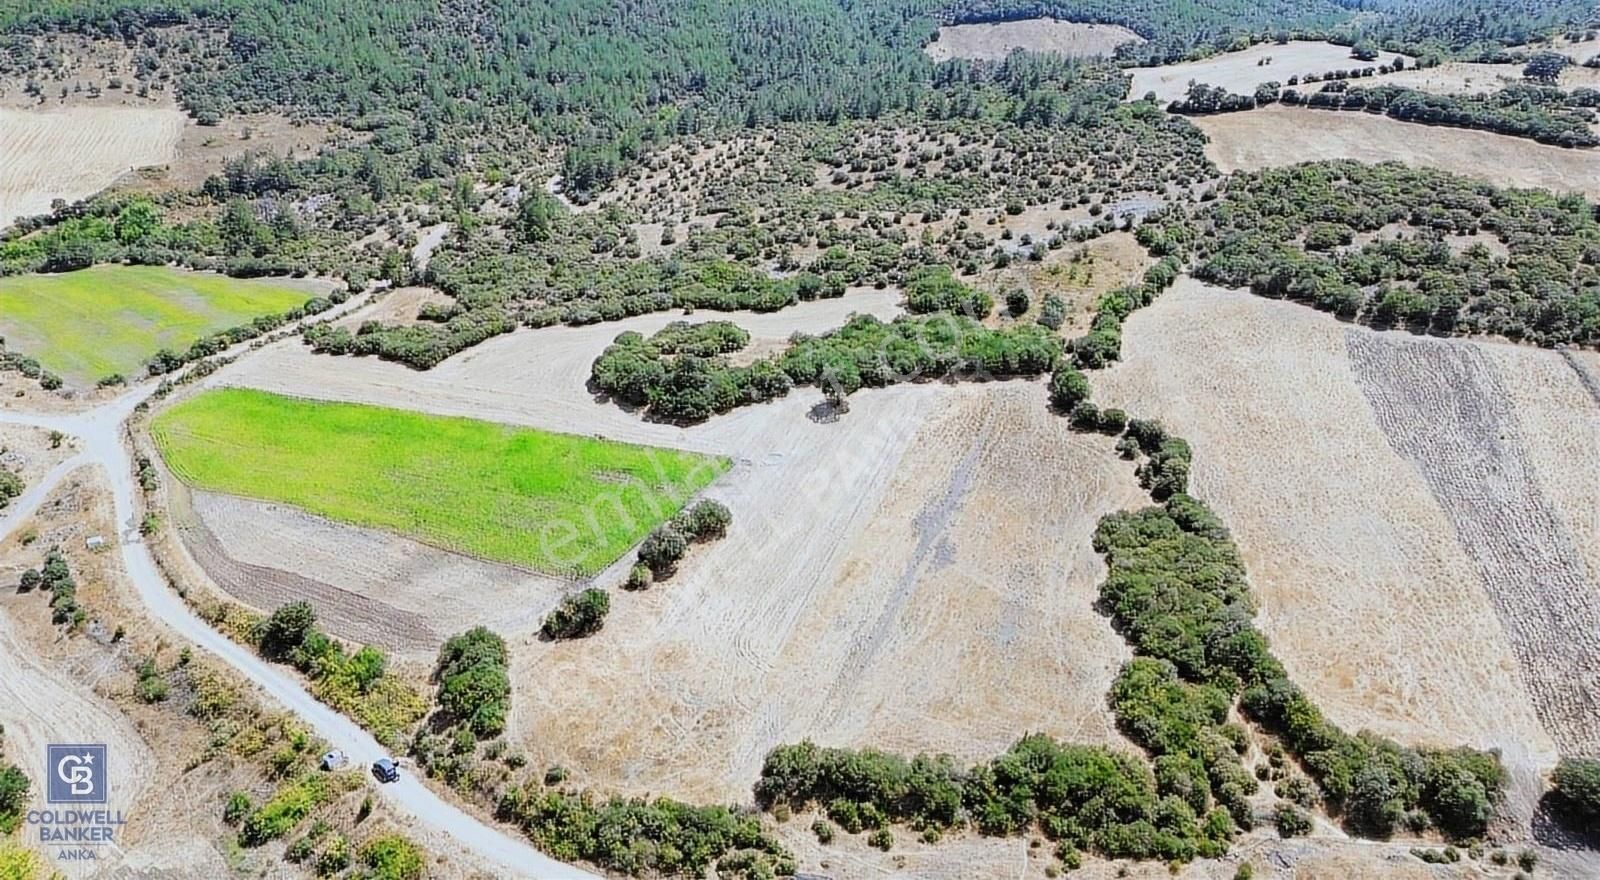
1287;82;1600;148
590;312;1062;423
757;733;1232;864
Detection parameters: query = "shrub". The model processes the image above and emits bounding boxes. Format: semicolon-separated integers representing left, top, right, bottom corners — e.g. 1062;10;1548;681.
360;834;425;880
638;524;690;575
903;265;992;317
1274;804;1312;838
1006;289;1030;316
676;499;732;541
1551;756;1600;829
1049;365;1091;412
542;589;610;640
812;819;834;844
435;627;510;737
0;765;30;834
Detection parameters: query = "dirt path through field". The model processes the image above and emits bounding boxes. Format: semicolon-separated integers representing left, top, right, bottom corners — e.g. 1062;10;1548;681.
1347;332;1600;755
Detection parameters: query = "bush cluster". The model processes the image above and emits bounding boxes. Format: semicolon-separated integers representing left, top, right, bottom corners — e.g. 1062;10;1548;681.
434;627;511;737
756;734;1231;863
20;547;82;627
1071;256;1180;368
1549;756;1600;832
1151;161;1600;347
635;499;735;582
497;785;791;878
542;588;611;640
593;312;1061;423
253;602;425;742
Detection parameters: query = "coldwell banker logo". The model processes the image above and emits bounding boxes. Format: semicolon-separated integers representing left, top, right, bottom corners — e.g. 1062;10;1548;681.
48;745;106;804
28;744;126;863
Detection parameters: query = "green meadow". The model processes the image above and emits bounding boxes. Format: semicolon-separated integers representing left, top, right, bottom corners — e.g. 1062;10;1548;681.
152;388;730;576
0;265;314;383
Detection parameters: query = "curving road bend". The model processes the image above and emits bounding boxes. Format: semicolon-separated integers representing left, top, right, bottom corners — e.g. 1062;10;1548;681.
0;389;602;880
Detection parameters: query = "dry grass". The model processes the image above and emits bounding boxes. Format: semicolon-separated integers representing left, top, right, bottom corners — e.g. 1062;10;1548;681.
0;105;184;230
1193;103;1600;200
1127;41;1412;104
924;19;1142;63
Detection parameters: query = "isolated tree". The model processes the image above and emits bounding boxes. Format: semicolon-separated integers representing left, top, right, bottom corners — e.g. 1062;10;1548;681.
542;589;610;640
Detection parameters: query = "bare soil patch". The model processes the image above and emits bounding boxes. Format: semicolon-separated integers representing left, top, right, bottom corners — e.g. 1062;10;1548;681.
1128;41;1413;104
925;19;1143;63
0;104;185;230
1193;104;1600;200
181;487;572;657
1092;280;1559;785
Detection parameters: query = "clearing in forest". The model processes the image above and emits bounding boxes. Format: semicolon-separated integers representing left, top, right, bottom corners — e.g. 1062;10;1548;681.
924;19;1142;62
0;104;185;230
152;388;729;577
1127;40;1411;103
0;265;317;384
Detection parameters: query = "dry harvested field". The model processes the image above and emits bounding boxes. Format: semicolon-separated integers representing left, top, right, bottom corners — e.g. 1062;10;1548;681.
1093;278;1600;822
0;105;185;230
924;19;1142;62
512;384;1142;803
1193;104;1600;200
1127;41;1413;104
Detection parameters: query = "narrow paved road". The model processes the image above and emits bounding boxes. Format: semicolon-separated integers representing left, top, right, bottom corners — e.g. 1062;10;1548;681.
0;388;602;879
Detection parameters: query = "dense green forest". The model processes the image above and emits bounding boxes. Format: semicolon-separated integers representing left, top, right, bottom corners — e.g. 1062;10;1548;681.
2;0;1594;195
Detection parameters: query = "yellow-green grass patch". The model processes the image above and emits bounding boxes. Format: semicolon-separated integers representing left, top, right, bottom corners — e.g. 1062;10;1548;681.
152;388;730;577
0;265;317;383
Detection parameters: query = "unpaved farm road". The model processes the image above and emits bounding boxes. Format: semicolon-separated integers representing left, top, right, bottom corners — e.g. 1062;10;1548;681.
0;389;602;880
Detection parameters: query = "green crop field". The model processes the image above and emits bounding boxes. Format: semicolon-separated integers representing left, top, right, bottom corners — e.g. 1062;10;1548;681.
0;265;316;383
151;388;730;576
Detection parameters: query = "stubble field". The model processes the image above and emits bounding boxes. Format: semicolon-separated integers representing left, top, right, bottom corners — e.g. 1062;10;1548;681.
924;19;1142;62
1192;103;1600;200
0;105;184;231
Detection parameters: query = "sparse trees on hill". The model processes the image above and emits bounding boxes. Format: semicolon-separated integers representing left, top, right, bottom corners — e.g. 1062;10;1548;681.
1524;50;1571;82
